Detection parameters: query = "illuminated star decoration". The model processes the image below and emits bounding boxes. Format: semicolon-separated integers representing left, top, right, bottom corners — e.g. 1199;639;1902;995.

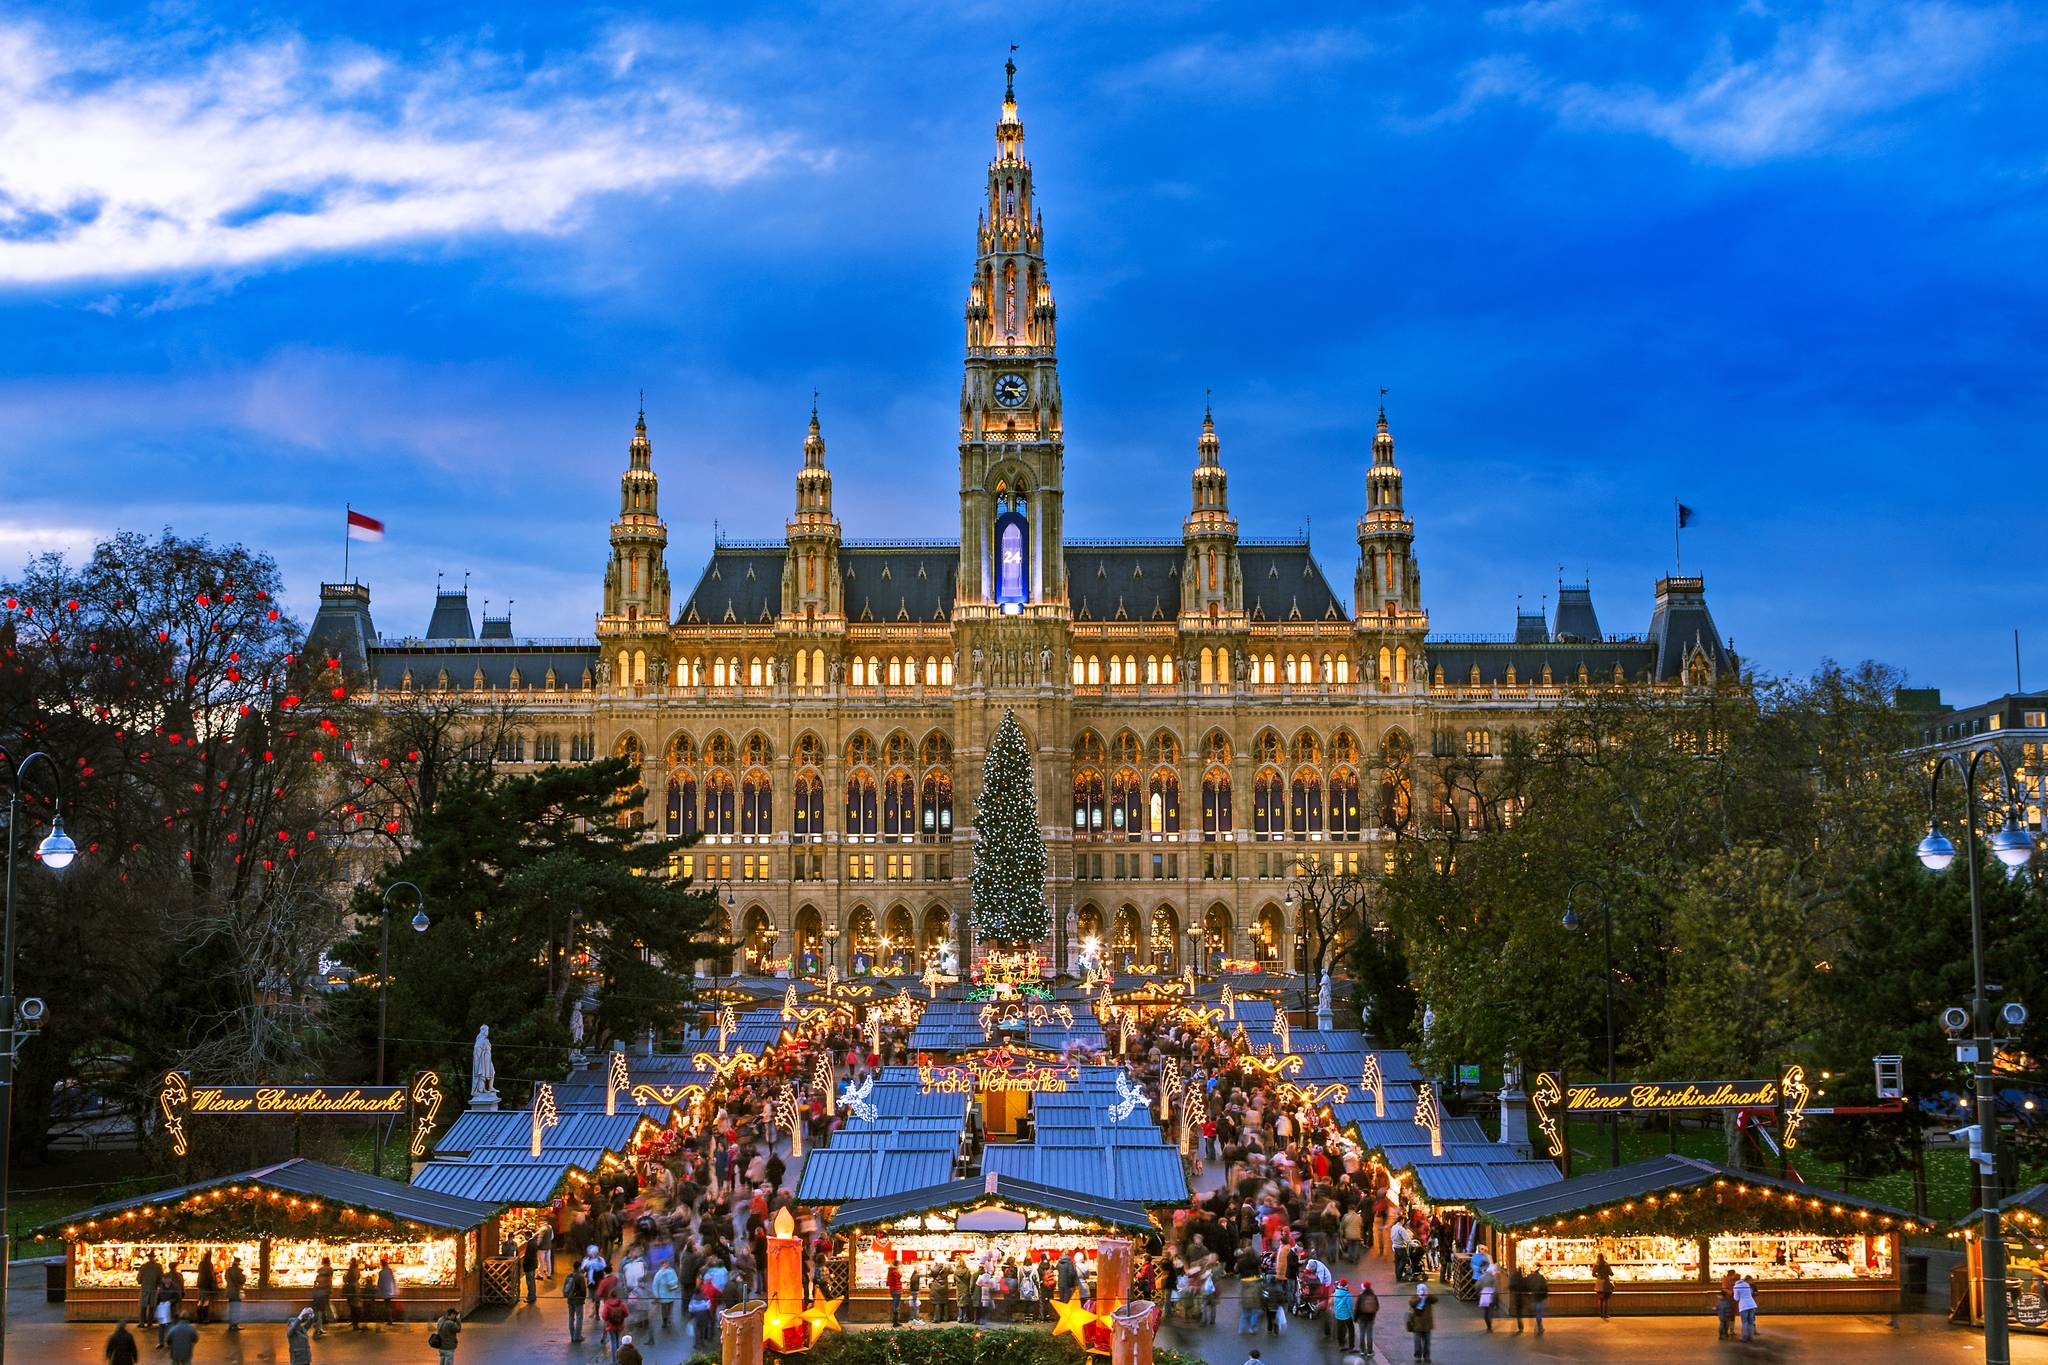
159;1071;190;1158
408;1071;443;1158
774;1082;804;1158
531;1082;560;1157
1531;1072;1565;1158
717;1003;739;1054
1051;1290;1104;1343
1275;1010;1290;1056
812;1049;835;1116
783;983;800;1020
692;1050;756;1083
1414;1079;1444;1158
1159;1057;1181;1120
1222;984;1236;1020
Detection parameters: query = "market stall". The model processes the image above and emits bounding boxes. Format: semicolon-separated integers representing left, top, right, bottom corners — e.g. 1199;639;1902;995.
822;1173;1158;1321
1473;1154;1921;1315
39;1158;501;1322
1950;1183;2048;1331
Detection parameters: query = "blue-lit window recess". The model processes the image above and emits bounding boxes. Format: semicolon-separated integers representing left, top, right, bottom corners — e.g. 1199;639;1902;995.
994;501;1029;612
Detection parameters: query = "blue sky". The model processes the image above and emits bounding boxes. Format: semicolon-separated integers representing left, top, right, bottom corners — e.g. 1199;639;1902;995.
3;1;2043;701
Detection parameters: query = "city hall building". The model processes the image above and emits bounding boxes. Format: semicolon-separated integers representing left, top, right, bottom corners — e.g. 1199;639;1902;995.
310;68;1733;978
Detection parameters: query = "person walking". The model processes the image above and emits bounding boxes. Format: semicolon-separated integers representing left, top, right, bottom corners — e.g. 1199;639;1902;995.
1330;1279;1355;1349
1592;1251;1614;1322
601;1290;630;1361
1717;1268;1738;1339
1478;1261;1497;1332
1508;1263;1527;1332
311;1257;334;1337
564;1254;589;1343
157;1264;185;1347
224;1256;246;1332
538;1220;557;1282
653;1258;681;1335
520;1234;539;1305
285;1308;316;1365
375;1257;399;1326
616;1334;644;1365
194;1251;218;1326
102;1320;140;1365
887;1260;904;1326
135;1254;163;1330
1526;1265;1549;1335
164;1310;199;1365
1734;1273;1758;1341
1406;1285;1435;1363
344;1256;365;1330
1237;1269;1262;1334
1355;1279;1379;1359
431;1306;461;1365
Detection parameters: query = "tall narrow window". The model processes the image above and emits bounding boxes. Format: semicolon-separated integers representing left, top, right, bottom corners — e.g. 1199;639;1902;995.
1004;262;1018;333
994;499;1029;609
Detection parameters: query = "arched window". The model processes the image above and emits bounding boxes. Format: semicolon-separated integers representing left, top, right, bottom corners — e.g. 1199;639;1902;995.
793;771;824;838
1290;768;1324;838
744;733;772;767
795;650;809;687
850;656;866;687
920;732;953;769
1215;647;1231;687
748;657;763;687
882;768;917;840
887;656;902;687
1330;767;1361;839
703;770;736;836
994;497;1029;608
1144;655;1158;685
1335;653;1350;684
1149;767;1181;837
1199;648;1213;687
1072;656;1086;685
1378;646;1392;687
1283;655;1298;685
1108;656;1123;687
1253;730;1282;765
920;771;954;840
811;648;826;688
665;776;697;838
1160;654;1175;685
1253;768;1285;839
1086;656;1101;686
1073;770;1106;837
1379;730;1413;830
1202;768;1233;839
845;733;876;768
1110;769;1144;840
1395;645;1408;684
1292;730;1321;767
796;732;823;767
845;770;878;839
741;771;773;836
884;733;914;769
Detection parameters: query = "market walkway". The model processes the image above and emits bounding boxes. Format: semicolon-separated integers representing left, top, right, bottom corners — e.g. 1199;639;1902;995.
15;1277;2048;1365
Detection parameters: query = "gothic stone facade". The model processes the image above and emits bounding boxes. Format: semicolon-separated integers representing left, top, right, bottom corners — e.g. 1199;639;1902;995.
310;69;1733;977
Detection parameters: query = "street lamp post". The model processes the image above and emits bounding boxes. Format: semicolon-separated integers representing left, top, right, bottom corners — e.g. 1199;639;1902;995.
1917;745;2037;1365
371;880;428;1177
1562;878;1619;1167
0;747;79;1365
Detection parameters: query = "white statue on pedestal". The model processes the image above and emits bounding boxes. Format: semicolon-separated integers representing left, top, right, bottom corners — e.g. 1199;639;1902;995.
471;1024;498;1103
1316;972;1334;1030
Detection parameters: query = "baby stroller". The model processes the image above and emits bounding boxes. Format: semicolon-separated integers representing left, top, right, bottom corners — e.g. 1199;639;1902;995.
1293;1271;1328;1324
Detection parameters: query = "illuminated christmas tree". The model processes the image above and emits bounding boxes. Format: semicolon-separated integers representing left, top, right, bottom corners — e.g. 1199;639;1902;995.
970;707;1049;945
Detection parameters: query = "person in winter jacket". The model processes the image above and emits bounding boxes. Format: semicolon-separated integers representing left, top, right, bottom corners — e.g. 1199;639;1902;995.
102;1320;140;1365
616;1334;645;1365
1406;1285;1436;1362
285;1308;316;1365
563;1260;589;1343
432;1307;461;1364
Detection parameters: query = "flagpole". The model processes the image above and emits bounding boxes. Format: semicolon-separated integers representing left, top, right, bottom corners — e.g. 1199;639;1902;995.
344;502;351;585
1673;498;1681;577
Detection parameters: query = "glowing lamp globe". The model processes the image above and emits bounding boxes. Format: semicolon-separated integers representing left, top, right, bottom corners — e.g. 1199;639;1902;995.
1989;825;2036;871
411;909;431;933
1916;827;1958;872
37;817;77;871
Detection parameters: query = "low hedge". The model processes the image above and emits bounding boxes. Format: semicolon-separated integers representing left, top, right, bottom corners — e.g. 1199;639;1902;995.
684;1324;1204;1365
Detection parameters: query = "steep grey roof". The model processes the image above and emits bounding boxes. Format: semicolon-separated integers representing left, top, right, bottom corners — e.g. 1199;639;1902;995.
425;591;477;640
1648;577;1736;683
307;585;376;676
1552;585;1601;643
1514;611;1549;644
365;643;601;693
1423;641;1657;688
479;614;513;640
675;540;1344;626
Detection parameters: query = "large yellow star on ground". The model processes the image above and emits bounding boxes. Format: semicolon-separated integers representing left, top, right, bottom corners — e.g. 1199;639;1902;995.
1051;1291;1102;1343
801;1295;843;1341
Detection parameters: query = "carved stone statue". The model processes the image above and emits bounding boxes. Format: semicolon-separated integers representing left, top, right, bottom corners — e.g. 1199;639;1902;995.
471;1025;497;1098
829;655;844;683
972;646;985;680
569;1006;585;1047
1421;1004;1436;1048
1317;972;1332;1014
1041;644;1052;680
1502;1051;1524;1093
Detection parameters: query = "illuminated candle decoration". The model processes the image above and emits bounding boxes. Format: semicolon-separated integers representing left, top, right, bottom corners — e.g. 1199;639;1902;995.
1361;1053;1386;1118
1182;965;1196;995
607;1048;630;1117
531;1083;560;1158
1414;1079;1443;1158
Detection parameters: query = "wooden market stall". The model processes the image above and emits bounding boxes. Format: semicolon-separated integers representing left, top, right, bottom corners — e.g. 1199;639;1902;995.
40;1158;501;1322
1949;1182;2048;1331
823;1173;1159;1320
1472;1154;1922;1316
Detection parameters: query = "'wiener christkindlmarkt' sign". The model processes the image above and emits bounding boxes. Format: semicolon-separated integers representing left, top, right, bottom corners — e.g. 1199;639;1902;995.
189;1085;408;1116
1562;1079;1782;1113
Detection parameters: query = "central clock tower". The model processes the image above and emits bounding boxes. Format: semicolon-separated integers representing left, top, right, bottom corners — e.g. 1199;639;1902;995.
958;56;1065;613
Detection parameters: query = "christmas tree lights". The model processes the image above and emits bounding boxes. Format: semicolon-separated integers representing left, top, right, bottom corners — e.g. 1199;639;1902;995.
969;708;1049;945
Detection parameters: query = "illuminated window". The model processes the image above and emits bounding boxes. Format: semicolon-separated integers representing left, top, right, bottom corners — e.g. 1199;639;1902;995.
994;498;1029;609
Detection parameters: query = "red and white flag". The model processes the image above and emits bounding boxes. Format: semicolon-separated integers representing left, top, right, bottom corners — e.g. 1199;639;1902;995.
346;509;385;542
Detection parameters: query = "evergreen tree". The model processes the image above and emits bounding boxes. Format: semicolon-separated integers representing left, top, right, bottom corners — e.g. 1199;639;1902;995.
969;708;1049;945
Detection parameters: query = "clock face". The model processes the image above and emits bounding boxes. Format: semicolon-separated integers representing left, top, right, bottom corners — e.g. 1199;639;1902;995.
993;373;1028;407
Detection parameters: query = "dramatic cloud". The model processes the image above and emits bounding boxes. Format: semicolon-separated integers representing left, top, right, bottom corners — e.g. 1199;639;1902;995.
1556;3;2015;163
0;19;806;285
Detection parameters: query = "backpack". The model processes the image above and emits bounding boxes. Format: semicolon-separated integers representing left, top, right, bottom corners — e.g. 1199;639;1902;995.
428;1330;443;1349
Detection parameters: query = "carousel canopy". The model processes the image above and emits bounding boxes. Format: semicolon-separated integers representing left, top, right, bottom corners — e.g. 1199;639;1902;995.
38;1158;500;1237
826;1174;1154;1234
1473;1154;1920;1232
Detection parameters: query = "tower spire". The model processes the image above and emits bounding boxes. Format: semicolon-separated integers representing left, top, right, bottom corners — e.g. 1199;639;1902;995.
1183;400;1240;619
600;403;670;630
784;397;841;619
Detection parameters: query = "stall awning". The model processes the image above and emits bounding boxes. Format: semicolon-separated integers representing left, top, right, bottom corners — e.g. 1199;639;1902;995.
797;1148;958;1204
433;1109;653;1160
980;1144;1189;1206
1949;1181;2048;1235
1473;1154;1921;1232
826;1174;1154;1234
36;1158;501;1237
413;1159;591;1206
